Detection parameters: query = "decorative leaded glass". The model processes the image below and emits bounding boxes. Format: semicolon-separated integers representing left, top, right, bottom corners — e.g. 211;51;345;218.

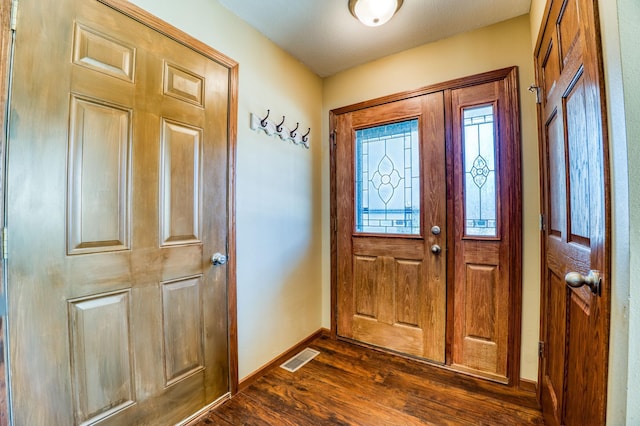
355;119;420;235
463;105;497;237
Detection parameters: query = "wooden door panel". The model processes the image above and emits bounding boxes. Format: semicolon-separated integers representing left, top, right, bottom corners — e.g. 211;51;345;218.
336;92;446;363
536;0;610;423
450;73;521;383
159;119;203;245
395;259;422;326
163;63;205;107
161;276;204;386
67;96;131;254
72;23;136;82
7;0;232;424
540;272;566;421
557;0;581;65
68;291;135;424
353;255;377;318
546;111;565;237
565;74;591;245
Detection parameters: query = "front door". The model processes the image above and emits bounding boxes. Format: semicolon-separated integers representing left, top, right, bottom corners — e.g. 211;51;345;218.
335;93;447;362
535;0;610;424
7;0;234;424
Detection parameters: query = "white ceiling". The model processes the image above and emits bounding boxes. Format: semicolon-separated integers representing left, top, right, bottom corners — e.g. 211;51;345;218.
217;0;532;77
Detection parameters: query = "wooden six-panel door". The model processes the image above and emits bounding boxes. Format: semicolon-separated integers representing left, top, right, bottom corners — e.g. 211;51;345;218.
535;0;610;424
335;93;447;362
7;0;234;424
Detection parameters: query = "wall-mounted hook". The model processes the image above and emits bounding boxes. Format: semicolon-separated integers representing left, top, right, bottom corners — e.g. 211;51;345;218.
260;109;270;127
290;122;299;138
528;85;541;104
302;128;311;142
276;116;286;133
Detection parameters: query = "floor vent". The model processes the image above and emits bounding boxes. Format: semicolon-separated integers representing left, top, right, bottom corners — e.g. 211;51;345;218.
280;348;320;373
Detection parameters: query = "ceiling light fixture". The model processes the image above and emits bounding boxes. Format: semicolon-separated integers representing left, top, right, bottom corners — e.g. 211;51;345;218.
348;0;404;27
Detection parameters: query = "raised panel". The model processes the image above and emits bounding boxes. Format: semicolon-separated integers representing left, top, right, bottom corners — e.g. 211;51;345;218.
546;110;566;236
68;291;135;424
557;0;580;65
395;260;422;327
72;23;136;82
354;256;377;318
163;62;204;107
160;119;203;246
546;271;567;412
564;74;590;243
464;264;497;341
542;39;560;101
352;316;423;356
162;276;204;386
67;96;131;255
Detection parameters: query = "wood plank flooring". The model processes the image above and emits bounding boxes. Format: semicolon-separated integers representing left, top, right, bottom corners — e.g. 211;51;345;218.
194;336;544;425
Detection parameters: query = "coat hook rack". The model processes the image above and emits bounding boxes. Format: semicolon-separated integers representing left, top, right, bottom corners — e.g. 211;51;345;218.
250;110;310;149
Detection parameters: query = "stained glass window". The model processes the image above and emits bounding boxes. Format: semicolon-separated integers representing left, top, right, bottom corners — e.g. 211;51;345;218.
463;105;497;237
355;119;420;235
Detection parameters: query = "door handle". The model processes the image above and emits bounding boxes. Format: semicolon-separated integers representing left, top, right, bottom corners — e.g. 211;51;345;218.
565;270;600;295
211;252;228;266
430;244;442;255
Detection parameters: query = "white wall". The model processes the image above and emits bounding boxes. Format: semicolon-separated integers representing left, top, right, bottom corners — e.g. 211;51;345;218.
128;0;324;380
600;0;640;423
321;14;541;382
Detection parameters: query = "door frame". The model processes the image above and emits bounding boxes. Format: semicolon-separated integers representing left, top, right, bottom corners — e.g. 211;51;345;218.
0;1;239;422
330;67;523;387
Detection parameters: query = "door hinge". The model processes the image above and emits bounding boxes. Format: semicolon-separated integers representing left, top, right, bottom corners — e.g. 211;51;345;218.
539;214;545;231
538;341;545;358
10;0;19;31
333;218;337;233
330;130;337;147
2;227;7;260
528;84;541;104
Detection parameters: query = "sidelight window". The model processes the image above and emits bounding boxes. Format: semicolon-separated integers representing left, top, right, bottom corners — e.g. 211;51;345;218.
463;105;498;237
354;119;420;235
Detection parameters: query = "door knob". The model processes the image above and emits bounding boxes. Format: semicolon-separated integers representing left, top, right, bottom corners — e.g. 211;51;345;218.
430;244;441;255
565;270;600;295
211;252;228;266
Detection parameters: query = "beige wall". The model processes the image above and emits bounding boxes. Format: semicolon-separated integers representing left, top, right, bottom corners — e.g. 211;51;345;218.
129;0;324;380
322;14;541;382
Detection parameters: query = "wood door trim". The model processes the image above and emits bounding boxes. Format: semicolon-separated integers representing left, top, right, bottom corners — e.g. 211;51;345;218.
330;67;523;388
88;0;240;395
330;67;516;116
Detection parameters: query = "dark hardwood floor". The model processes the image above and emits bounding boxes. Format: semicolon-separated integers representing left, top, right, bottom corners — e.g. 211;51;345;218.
194;336;544;425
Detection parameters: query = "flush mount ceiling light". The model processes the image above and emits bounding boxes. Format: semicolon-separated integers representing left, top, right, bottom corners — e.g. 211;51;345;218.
348;0;404;27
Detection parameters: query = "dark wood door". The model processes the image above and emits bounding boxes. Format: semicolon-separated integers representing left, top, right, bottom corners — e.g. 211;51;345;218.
7;0;232;424
535;0;610;424
335;93;447;362
449;71;522;384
